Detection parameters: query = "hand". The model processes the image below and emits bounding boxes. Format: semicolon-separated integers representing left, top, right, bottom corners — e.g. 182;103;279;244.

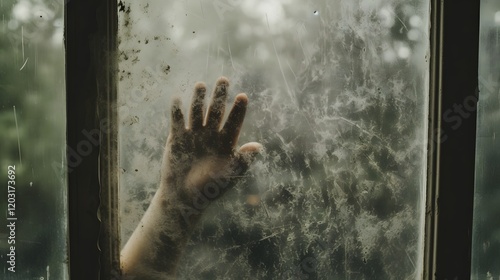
162;76;262;225
121;77;262;279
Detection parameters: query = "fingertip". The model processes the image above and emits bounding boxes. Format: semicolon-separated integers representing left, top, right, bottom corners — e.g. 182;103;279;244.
171;97;185;130
239;142;263;154
216;76;230;87
235;93;248;105
172;97;182;108
194;82;207;93
236;142;263;167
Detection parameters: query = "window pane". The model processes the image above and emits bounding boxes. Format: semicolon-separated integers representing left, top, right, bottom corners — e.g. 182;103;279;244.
472;0;500;278
118;0;429;278
0;0;67;279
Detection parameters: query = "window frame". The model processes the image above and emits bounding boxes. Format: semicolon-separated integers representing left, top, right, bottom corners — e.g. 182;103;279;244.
65;0;480;279
65;0;119;279
424;1;480;279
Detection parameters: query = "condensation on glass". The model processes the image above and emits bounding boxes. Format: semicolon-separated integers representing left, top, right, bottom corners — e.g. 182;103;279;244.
118;0;430;278
0;0;67;279
472;0;500;279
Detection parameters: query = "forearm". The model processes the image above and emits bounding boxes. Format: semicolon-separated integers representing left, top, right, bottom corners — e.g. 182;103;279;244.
120;184;196;279
120;76;260;278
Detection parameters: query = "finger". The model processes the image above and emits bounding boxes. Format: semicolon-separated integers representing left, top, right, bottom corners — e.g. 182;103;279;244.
170;98;185;135
221;93;248;148
232;142;263;172
189;82;206;130
210;142;263;197
205;77;229;130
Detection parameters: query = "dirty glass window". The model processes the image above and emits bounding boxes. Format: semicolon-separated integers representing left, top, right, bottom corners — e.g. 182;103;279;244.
118;0;430;278
0;0;67;279
472;0;500;278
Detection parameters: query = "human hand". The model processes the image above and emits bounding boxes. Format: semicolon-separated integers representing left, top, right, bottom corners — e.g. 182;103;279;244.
160;76;262;226
121;77;262;279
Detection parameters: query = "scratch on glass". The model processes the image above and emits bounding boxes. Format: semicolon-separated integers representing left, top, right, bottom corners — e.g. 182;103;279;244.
20;26;29;71
22;26;24;60
20;57;29;71
227;37;235;71
199;0;205;19
286;59;297;80
13;106;22;164
266;14;295;106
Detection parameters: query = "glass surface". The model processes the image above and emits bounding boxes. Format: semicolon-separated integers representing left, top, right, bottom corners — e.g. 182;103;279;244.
118;0;430;278
472;0;500;279
0;0;67;279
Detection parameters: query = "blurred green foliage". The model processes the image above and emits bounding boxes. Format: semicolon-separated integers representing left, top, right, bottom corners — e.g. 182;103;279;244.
0;0;67;279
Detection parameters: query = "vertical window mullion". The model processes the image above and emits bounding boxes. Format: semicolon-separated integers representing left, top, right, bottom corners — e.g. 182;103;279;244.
66;0;118;279
425;0;480;279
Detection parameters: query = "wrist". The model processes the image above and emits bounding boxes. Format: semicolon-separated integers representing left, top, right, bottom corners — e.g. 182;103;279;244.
121;184;194;278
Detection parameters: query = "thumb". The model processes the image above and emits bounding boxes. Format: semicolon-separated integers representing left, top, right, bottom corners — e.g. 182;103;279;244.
232;142;263;173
